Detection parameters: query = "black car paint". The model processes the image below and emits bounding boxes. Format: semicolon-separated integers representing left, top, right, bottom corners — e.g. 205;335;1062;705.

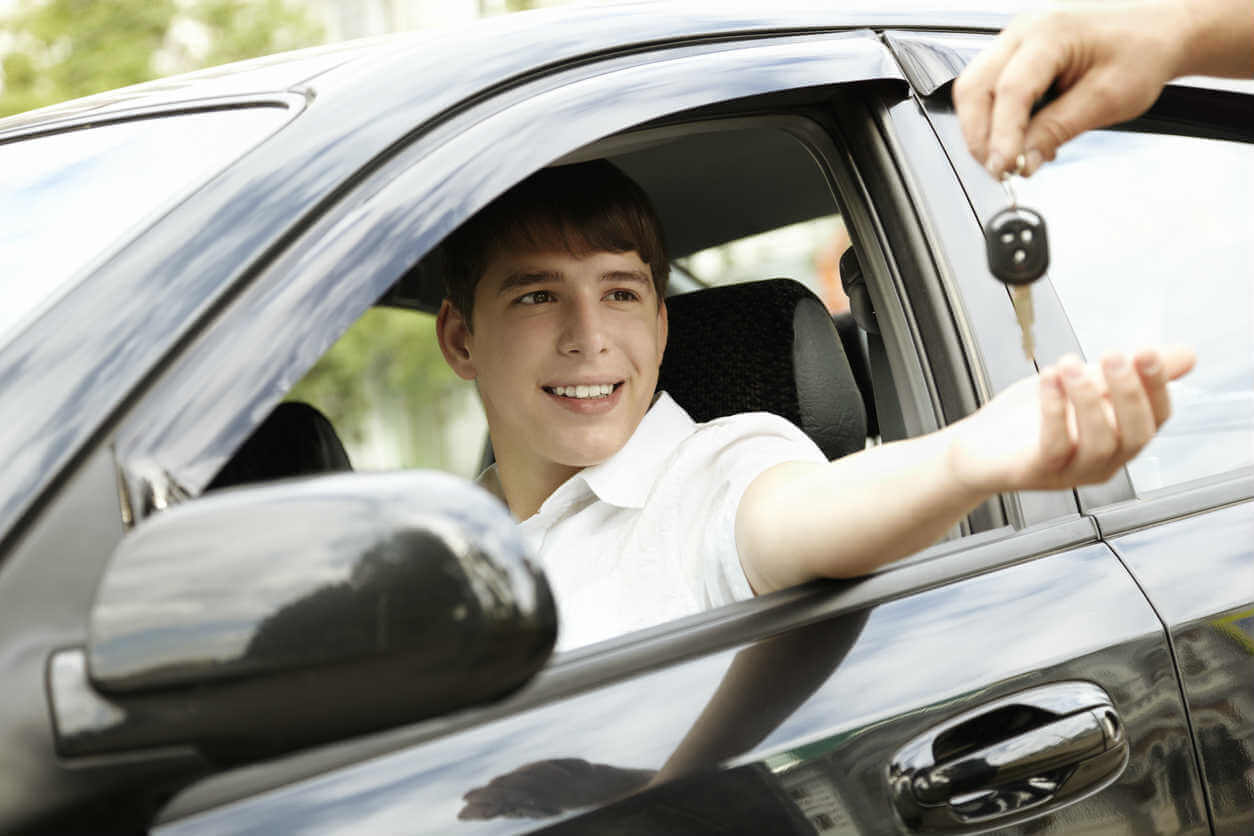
157;543;1208;835
0;6;1248;833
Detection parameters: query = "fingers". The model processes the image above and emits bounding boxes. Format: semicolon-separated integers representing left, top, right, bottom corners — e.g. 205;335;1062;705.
1059;356;1119;478
1158;344;1197;381
1102;353;1156;460
984;36;1066;177
1018;78;1112;175
954;28;1023;167
1053;347;1193;484
1036;366;1074;471
1134;349;1172;427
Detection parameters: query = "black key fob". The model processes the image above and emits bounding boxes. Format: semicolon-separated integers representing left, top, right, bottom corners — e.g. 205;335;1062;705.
984;207;1049;286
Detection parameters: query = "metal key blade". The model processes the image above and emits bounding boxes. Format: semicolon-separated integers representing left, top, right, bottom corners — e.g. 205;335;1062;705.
1011;284;1035;361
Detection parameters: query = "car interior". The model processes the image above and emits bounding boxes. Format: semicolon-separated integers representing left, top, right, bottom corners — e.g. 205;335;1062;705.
205;117;954;639
213;120;913;487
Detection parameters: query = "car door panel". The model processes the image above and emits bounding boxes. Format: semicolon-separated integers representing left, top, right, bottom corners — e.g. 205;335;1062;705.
1105;499;1254;834
156;542;1205;835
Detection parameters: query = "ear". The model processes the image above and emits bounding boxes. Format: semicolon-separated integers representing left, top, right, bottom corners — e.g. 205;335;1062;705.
656;297;669;365
436;299;477;380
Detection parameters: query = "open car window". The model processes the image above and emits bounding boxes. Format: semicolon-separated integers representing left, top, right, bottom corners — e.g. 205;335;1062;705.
280;126;863;498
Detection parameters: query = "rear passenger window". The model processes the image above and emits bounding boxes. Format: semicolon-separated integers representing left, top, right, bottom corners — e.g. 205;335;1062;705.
1015;129;1254;492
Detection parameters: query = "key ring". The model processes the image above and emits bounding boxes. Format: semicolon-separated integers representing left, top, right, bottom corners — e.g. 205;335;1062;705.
999;153;1027;208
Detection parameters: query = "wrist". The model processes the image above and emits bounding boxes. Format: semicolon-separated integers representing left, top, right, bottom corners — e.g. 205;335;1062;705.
1160;0;1254;79
1143;1;1196;81
940;420;1003;500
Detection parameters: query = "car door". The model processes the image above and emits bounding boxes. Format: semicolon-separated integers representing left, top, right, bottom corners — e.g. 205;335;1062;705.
890;28;1254;835
130;24;1209;836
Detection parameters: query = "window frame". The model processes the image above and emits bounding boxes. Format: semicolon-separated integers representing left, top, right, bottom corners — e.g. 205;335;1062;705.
112;28;1101;633
113;30;910;514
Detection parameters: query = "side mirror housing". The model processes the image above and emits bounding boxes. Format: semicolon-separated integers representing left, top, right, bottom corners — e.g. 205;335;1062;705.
51;470;555;764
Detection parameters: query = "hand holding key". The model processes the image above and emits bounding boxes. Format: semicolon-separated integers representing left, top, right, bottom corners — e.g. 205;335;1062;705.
946;346;1195;494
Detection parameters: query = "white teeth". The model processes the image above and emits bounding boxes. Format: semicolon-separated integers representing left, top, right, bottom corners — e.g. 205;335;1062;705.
550;384;615;399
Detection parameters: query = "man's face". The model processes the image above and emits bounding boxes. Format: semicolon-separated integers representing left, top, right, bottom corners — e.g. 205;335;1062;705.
440;249;667;476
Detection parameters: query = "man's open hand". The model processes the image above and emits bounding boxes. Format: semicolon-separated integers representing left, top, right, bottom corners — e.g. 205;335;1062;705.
949;346;1195;494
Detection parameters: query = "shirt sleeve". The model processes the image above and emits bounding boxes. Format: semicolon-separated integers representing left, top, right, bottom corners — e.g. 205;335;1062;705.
676;413;828;609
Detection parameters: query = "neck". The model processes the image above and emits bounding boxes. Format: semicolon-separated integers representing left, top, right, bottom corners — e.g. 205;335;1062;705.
493;449;581;521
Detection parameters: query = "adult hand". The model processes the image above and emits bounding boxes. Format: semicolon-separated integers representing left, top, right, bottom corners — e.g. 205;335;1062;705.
949;346;1195;494
954;3;1186;178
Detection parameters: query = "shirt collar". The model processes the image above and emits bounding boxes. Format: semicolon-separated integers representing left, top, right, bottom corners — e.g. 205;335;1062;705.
580;390;695;510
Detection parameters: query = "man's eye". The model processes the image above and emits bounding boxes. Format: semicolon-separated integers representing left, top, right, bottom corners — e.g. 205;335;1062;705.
607;289;640;302
517;290;554;305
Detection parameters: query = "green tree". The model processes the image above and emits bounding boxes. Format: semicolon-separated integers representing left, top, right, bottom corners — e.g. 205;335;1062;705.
287;308;482;474
0;0;323;118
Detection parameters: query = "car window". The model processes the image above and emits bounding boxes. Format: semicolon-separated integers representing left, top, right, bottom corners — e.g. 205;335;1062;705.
286;308;486;478
0;107;289;349
1014;129;1254;493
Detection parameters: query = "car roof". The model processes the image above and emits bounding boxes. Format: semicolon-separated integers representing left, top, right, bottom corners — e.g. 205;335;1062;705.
0;2;1014;140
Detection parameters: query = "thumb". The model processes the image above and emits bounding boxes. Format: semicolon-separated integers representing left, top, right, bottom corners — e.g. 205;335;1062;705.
1159;344;1196;381
1022;67;1164;174
1021;79;1118;171
1037;367;1073;473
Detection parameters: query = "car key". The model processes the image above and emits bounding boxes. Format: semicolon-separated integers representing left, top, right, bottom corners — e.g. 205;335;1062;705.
984;157;1049;361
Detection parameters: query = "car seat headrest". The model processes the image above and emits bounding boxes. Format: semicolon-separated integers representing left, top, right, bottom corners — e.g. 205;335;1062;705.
207;401;352;491
839;246;878;335
658;278;867;460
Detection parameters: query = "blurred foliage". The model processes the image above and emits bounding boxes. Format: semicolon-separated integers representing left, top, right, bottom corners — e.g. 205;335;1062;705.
0;0;324;118
287;308;481;473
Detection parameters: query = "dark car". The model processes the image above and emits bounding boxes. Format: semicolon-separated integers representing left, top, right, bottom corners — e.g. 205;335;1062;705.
1;4;1251;834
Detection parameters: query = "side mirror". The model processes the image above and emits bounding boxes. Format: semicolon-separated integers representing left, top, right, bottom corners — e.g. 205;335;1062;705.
49;470;555;765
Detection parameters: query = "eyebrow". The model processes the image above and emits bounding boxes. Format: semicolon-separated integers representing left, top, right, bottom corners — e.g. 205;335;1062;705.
496;269;651;295
497;270;562;295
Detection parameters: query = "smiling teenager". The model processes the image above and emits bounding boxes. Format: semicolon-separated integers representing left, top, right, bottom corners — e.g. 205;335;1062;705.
437;160;1194;651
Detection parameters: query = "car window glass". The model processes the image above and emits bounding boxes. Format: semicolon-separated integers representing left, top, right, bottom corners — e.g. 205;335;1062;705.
286;308;487;478
0;107;289;349
1014;130;1254;492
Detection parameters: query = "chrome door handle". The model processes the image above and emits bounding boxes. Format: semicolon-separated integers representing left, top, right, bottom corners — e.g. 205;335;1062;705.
889;682;1129;833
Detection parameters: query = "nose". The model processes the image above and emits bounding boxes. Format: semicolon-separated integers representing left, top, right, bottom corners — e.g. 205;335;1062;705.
559;293;609;356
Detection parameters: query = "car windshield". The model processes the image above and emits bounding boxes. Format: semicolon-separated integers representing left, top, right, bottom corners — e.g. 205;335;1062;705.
0;106;290;349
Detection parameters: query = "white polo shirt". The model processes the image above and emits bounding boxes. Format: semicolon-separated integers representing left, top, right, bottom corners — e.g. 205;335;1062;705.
480;392;826;652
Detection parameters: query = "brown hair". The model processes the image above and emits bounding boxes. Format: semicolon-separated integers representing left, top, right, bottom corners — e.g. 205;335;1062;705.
442;160;669;328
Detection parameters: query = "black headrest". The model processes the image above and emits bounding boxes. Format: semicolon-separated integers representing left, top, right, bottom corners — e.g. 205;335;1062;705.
207;401;352;491
658;279;867;460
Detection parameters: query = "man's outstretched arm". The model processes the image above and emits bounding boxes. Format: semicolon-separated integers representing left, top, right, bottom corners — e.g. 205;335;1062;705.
954;0;1254;178
736;347;1194;595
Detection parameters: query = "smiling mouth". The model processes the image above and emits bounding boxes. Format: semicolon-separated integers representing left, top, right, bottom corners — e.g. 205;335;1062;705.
543;382;623;400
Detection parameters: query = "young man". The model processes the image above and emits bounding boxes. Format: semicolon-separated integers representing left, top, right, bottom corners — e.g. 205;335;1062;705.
437;161;1193;650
